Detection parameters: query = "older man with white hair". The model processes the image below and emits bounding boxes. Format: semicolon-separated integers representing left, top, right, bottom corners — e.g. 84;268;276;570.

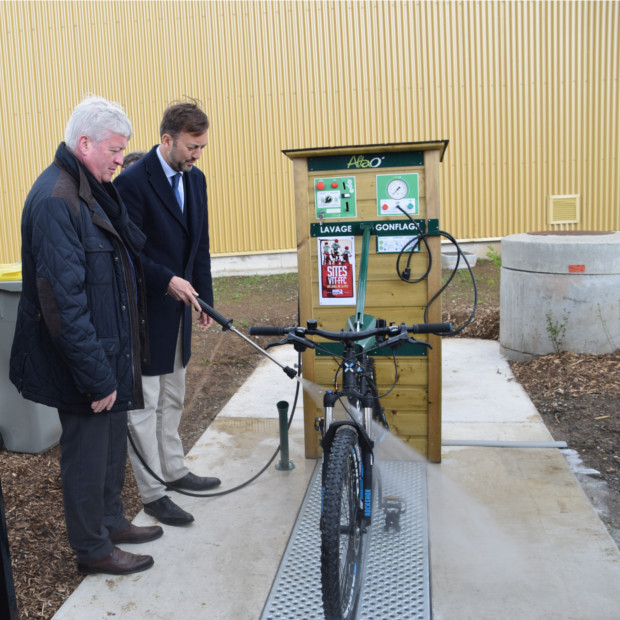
10;95;161;576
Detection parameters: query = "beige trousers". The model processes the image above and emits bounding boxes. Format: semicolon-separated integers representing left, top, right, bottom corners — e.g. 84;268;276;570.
128;326;189;503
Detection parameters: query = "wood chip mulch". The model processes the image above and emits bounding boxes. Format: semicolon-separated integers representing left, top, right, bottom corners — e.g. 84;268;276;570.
0;448;143;619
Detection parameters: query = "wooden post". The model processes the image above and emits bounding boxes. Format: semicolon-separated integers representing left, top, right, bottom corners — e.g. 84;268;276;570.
425;149;443;463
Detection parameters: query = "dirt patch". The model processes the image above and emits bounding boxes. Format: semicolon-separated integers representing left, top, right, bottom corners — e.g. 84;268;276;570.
1;264;618;618
182;274;299;447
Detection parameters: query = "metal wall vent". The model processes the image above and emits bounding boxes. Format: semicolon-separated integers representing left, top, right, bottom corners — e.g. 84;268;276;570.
548;194;580;225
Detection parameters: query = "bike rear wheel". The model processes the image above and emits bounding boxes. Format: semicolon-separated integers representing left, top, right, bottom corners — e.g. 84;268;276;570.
321;426;365;620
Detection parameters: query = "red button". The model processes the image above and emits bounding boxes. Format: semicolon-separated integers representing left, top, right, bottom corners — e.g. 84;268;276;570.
382;204;389;210
332;182;338;188
317;181;325;190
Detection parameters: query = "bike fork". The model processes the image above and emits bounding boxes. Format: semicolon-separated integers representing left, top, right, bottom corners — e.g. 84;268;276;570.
362;394;374;442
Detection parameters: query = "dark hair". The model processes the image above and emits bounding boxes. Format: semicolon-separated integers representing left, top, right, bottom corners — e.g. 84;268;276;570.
121;150;146;170
159;98;209;139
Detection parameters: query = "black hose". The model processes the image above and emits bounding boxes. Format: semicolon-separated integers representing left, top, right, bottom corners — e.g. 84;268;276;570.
395;207;478;335
424;229;478;334
127;351;303;498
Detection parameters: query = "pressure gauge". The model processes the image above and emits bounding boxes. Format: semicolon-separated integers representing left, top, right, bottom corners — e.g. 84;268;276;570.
387;178;408;199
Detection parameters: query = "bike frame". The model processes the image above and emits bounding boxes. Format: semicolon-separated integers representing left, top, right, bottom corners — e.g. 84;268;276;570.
319;227;379;527
320;344;377;527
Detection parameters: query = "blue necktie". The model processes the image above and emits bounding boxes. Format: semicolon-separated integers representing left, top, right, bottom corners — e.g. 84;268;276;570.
170;173;183;212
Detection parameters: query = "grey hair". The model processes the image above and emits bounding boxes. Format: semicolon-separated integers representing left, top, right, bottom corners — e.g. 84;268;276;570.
64;95;132;150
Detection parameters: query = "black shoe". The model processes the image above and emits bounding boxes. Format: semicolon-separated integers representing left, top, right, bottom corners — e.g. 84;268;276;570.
110;523;163;545
78;547;154;576
143;496;194;526
167;472;222;491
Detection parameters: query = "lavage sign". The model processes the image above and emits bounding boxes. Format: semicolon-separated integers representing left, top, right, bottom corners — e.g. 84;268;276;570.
315;221;421;236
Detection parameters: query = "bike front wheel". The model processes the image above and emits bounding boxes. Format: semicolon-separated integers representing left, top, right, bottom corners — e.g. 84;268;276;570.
321;426;365;620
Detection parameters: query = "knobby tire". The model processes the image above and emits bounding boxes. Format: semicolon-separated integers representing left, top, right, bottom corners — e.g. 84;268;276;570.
321;427;364;620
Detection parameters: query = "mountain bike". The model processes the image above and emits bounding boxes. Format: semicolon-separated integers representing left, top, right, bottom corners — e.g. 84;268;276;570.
249;317;452;620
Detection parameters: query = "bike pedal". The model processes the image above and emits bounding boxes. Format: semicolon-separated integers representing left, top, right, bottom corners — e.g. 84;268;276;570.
383;495;406;532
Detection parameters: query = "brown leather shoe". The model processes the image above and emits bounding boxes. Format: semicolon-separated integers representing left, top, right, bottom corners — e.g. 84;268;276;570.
77;547;154;576
110;523;163;545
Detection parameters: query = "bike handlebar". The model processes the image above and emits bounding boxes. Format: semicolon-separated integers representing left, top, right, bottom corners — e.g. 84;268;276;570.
248;321;452;342
195;296;453;343
410;322;453;334
249;326;288;336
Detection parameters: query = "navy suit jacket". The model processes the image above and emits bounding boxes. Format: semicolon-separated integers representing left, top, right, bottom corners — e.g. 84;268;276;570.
114;145;213;375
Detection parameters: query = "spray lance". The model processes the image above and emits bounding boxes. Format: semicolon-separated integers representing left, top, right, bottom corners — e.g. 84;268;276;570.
127;296;303;498
195;297;300;379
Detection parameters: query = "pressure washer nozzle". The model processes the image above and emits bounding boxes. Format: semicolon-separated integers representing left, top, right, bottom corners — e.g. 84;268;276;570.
283;366;298;379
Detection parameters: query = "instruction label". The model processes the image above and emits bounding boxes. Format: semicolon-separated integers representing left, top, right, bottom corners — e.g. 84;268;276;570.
377;235;420;254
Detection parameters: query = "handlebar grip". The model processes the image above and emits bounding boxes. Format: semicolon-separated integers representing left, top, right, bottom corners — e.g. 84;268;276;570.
196;298;233;330
411;322;453;335
248;325;287;336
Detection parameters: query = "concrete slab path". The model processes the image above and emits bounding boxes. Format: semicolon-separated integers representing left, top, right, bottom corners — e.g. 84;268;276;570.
53;340;620;620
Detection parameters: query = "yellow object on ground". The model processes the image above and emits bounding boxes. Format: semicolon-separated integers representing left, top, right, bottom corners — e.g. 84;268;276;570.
0;262;22;281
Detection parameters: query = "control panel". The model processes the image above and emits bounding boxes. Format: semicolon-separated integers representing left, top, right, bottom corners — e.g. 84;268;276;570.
376;173;419;216
314;176;357;220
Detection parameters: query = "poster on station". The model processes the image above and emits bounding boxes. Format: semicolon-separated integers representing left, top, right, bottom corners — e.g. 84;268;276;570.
318;236;356;306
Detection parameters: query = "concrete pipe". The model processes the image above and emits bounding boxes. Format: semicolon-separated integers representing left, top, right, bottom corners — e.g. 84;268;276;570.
499;231;620;361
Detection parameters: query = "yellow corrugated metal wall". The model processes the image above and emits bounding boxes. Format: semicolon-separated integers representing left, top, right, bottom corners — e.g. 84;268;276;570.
1;1;618;263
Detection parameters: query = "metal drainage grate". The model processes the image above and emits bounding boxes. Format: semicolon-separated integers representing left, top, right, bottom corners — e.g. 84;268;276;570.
261;460;430;619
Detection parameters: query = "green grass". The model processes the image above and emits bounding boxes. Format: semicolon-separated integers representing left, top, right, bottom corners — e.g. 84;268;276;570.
209;261;499;317
212;272;298;302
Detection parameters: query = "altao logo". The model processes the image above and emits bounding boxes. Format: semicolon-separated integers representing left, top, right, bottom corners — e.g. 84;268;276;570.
346;155;384;169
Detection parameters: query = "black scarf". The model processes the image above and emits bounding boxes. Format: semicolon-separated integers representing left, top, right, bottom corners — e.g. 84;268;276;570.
55;143;146;256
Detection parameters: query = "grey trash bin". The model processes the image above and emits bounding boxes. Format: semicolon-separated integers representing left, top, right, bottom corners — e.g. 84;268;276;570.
0;281;61;454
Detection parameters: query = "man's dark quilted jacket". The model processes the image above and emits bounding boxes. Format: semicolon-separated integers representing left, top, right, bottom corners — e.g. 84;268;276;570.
10;144;148;414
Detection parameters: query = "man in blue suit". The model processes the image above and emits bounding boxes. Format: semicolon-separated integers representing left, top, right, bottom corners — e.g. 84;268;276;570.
114;100;221;526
